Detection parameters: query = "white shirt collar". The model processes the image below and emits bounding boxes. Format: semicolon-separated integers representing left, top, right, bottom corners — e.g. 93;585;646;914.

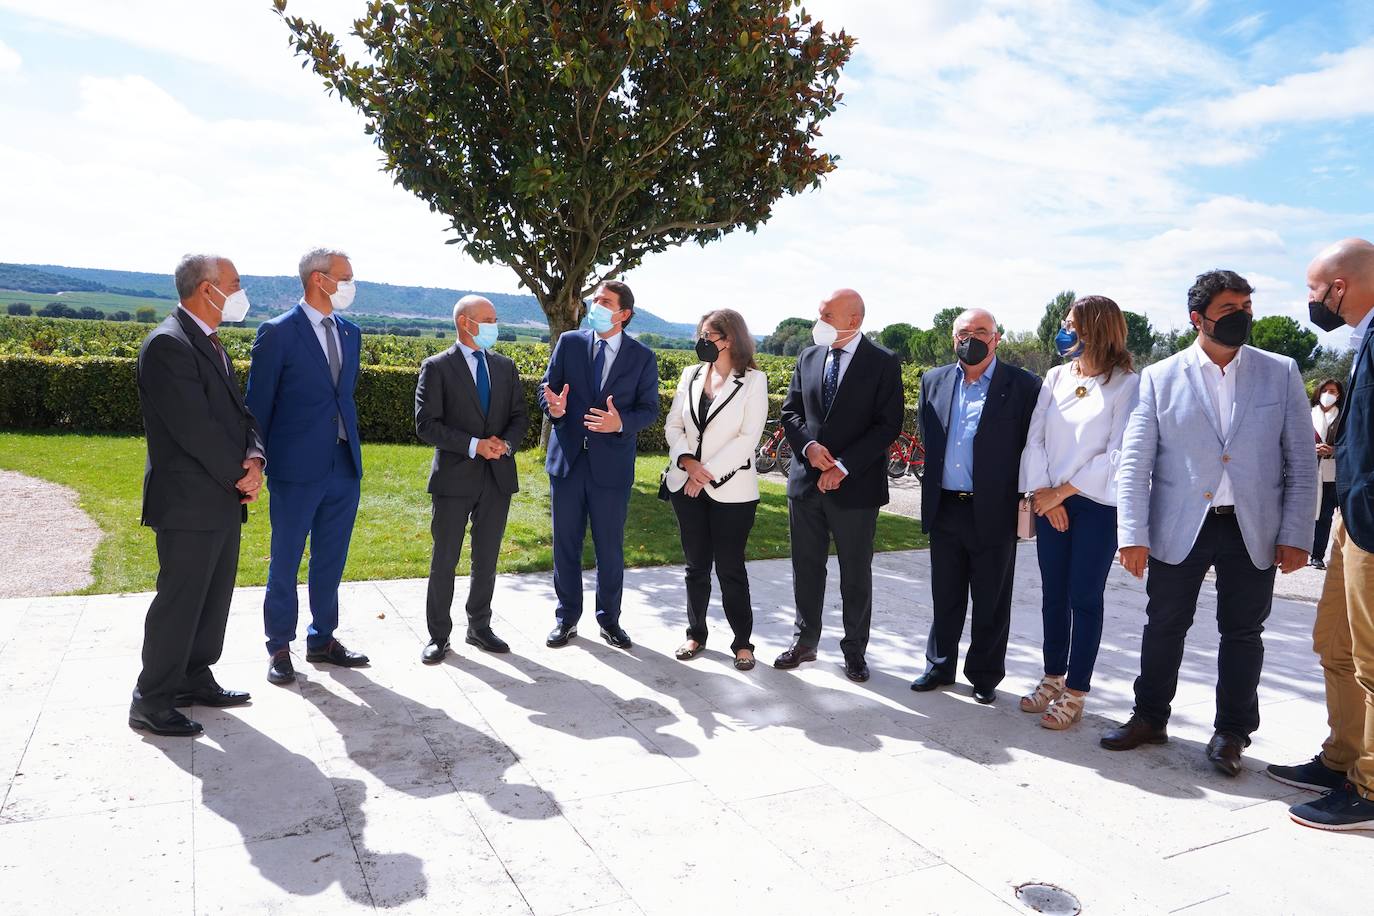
1190;336;1243;374
1352;306;1374;344
176;303;215;337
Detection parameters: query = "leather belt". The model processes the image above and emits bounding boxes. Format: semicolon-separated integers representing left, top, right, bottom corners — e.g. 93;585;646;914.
942;490;974;501
1209;505;1235;515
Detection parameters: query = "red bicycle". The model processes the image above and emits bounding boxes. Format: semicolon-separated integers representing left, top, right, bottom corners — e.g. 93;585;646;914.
755;419;793;476
887;430;925;480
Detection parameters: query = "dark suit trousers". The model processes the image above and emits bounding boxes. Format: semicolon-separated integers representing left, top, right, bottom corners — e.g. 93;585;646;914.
925;494;1017;689
670;491;757;652
425;473;513;642
550;459;631;626
789;491;878;659
1133;513;1276;738
134;525;240;710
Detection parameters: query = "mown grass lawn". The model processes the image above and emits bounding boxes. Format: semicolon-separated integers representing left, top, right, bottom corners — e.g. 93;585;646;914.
0;432;928;595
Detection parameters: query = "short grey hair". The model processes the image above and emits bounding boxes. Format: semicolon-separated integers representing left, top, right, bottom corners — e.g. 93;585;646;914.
298;247;349;290
174;254;225;301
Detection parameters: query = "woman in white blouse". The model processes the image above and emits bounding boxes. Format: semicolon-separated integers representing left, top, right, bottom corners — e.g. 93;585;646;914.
1017;296;1140;729
1310;378;1344;569
663;309;770;670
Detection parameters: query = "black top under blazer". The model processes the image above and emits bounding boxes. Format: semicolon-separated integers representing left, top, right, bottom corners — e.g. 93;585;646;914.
1335;329;1374;552
415;345;529;498
137;309;264;530
918;359;1042;542
780;335;905;509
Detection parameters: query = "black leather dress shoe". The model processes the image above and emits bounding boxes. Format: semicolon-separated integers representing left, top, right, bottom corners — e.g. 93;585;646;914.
306;639;370;667
972;687;997;705
1100;715;1169;750
773;644;817;669
546;623;578;647
129;703;203;737
267;650;296;686
599;625;632;650
174;685;251;708
1207;731;1246;777
844;657;870;683
466;628;511;653
421;640;450;664
910;671;955;692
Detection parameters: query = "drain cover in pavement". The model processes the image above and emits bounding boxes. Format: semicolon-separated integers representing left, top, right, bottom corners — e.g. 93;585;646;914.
1014;882;1082;915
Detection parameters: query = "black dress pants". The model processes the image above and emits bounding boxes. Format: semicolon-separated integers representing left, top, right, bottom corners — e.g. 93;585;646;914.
924;494;1018;690
425;475;513;643
134;525;240;710
1133;512;1276;739
789;490;878;659
670;490;757;652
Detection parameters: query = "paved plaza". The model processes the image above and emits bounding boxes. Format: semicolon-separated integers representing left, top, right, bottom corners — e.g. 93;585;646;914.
0;546;1366;915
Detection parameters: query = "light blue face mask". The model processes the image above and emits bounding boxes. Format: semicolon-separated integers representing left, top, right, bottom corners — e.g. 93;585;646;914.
466;317;499;349
587;303;615;333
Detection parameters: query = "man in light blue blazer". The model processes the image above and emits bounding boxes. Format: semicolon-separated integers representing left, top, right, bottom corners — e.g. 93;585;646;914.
1103;270;1315;777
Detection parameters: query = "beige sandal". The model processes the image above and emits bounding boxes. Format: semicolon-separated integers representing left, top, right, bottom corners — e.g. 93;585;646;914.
1040;692;1085;730
1019;675;1066;713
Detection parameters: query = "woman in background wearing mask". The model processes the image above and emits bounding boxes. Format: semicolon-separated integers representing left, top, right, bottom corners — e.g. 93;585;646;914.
662;310;770;669
1017;296;1140;729
1310;378;1345;569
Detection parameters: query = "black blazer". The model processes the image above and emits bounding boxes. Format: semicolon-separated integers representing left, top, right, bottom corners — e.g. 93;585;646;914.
918;359;1041;541
781;335;904;509
1335;330;1374;551
137;309;264;530
415;345;529;497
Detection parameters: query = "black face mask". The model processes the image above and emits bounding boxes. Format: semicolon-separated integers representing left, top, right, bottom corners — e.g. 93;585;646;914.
1308;285;1346;333
955;336;989;366
695;337;720;363
1201;309;1252;348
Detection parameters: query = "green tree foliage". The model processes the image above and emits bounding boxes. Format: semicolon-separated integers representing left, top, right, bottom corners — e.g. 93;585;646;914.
1304;346;1354;389
277;0;853;342
760;316;815;355
1122;310;1153;364
877;322;919;361
1035;290;1076;352
6;303;31;316
110;310;133;322
996;330;1055;376
135;306;156;323
1250;315;1318;371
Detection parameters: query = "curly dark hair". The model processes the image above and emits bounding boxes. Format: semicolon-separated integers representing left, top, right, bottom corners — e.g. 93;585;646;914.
1187;269;1253;318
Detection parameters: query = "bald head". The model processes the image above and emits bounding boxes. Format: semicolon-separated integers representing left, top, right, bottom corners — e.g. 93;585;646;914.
1307;238;1374;329
454;295;496;348
953;308;998;334
817;288;865;348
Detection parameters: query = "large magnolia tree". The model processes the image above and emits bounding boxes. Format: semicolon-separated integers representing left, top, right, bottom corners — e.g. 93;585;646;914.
275;0;853;339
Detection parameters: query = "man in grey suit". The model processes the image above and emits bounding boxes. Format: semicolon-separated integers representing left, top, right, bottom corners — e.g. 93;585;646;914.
130;254;263;736
415;295;529;662
1103;269;1316;776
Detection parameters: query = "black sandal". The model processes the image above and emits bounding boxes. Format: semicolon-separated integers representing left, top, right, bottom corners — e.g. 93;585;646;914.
675;641;705;660
733;652;755;671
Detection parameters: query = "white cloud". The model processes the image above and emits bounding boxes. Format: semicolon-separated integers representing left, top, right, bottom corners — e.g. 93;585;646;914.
0;37;20;73
1206;42;1374;124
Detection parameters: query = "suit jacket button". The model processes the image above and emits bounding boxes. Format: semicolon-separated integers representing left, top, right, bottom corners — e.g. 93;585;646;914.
1204;491;1213;500
1222;454;1231;463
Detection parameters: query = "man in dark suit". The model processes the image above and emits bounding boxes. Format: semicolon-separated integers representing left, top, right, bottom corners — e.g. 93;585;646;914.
913;308;1041;703
415;295;529;663
1277;239;1374;830
129;254;263;737
245;247;368;686
775;288;904;682
538;280;660;650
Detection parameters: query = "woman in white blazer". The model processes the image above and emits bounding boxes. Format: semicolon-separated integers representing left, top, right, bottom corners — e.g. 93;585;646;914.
1310;378;1344;569
663;309;770;670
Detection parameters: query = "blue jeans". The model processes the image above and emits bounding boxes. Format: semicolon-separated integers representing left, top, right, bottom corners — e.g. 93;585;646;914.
1034;495;1118;693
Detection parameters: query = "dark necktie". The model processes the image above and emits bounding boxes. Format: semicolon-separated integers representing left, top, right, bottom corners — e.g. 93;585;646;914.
822;348;842;412
474;349;490;414
207;332;230;377
320;317;346;440
593;338;607;392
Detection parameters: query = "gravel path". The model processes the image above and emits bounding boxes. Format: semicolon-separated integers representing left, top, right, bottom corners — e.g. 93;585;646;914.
0;470;100;597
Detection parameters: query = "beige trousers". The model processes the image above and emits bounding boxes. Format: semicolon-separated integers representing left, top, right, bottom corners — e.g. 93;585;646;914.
1314;518;1374;799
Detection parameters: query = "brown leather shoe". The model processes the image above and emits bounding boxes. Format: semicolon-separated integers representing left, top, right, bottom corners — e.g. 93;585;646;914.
773;644;817;669
1100;715;1168;751
1206;732;1246;777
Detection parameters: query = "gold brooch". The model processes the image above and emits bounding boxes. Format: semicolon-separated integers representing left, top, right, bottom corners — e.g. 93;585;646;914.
1074;385;1088;398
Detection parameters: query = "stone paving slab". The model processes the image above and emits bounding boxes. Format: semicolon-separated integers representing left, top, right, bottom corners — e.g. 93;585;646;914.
0;546;1366;915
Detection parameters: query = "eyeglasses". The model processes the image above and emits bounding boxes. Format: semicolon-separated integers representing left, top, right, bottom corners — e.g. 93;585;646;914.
953;329;995;342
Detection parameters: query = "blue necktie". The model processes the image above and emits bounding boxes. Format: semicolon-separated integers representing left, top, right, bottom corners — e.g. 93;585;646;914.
474;350;490;414
822;349;841;412
593;338;607;392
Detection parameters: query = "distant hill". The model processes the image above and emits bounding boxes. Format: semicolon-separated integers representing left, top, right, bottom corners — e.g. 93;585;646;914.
1;262;698;337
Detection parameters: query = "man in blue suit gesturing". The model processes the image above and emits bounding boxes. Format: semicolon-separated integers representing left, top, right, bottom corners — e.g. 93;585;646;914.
246;247;370;685
539;281;660;650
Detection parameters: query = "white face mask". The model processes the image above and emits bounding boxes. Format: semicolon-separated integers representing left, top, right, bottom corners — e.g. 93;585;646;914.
1320;392;1339;408
328;279;356;310
813;319;854;348
209;284;251;323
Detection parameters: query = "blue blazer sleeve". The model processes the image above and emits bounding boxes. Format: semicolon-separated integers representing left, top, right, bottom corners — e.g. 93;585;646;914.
615;348;660;437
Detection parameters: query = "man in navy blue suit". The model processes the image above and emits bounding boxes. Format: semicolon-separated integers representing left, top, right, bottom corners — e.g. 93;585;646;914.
539;280;660;650
245;247;370;686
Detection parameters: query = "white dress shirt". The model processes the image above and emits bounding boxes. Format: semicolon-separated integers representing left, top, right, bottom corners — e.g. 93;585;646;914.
594;329;624;389
1351;306;1374;377
1191;338;1242;507
1018;362;1140;506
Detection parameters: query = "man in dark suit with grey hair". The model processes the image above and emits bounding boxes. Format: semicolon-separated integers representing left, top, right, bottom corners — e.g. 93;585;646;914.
129;253;263;737
416;295;529;662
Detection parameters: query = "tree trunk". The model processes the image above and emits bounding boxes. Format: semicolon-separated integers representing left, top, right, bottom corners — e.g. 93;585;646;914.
538;291;586;449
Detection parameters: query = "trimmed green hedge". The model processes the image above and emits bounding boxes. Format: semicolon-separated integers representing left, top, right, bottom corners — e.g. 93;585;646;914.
0;354;797;454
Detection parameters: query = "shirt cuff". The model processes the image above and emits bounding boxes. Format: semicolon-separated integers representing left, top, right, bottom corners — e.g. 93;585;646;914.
468;439;478;459
245;448;264;464
834;459;848;476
